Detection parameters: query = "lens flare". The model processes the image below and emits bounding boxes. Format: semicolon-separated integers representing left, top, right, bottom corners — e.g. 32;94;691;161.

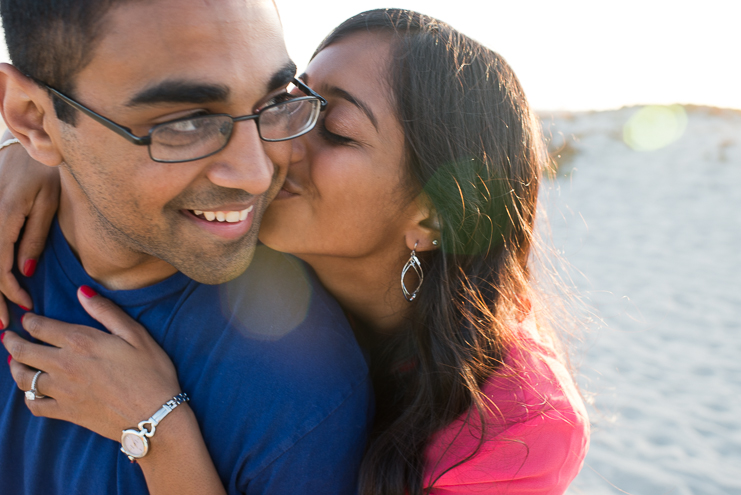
623;105;688;151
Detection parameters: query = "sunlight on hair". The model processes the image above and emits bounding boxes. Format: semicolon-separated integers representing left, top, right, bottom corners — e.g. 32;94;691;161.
622;105;688;151
423;158;515;257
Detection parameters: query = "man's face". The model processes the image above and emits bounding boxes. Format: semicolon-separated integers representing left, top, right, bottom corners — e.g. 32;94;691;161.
53;0;293;284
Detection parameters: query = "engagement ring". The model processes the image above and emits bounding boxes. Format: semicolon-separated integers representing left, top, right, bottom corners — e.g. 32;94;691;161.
25;370;46;401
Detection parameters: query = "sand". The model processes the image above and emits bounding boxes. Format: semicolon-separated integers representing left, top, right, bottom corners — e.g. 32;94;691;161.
540;106;741;495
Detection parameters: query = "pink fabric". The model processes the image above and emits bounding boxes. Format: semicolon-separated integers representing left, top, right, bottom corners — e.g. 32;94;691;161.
423;318;589;494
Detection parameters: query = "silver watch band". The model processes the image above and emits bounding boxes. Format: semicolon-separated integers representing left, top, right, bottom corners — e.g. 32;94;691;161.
137;392;190;438
120;393;190;462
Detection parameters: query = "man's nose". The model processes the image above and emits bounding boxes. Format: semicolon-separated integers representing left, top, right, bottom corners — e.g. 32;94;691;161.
204;120;275;195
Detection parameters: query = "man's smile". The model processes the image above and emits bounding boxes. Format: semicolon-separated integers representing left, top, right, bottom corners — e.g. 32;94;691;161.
190;206;254;223
182;203;257;240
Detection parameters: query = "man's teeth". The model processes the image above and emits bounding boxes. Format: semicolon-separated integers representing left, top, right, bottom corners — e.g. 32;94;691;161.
192;206;253;223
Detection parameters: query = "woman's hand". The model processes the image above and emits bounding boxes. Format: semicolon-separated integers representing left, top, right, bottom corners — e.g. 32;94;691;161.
2;286;181;441
0;132;60;325
2;288;228;494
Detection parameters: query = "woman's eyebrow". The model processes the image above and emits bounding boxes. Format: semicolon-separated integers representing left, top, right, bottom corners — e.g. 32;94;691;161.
301;74;378;132
327;86;378;131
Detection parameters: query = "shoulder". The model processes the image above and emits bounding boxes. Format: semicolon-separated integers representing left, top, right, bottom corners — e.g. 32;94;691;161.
165;246;373;488
424;317;589;495
171;245;370;404
175;245;367;376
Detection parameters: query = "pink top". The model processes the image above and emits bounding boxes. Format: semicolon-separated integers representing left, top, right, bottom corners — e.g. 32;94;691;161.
423;316;589;494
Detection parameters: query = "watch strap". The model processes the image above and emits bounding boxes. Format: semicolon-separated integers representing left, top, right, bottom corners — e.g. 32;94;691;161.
149;392;190;426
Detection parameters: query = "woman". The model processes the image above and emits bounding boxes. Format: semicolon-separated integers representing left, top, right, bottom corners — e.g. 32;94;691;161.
0;9;588;494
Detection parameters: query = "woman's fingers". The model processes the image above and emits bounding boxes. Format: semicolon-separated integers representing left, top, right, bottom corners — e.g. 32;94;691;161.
0;209;33;311
8;358;63;420
0;295;8;334
77;287;149;347
16;174;59;277
19;313;73;348
8;357;51;395
2;329;60;371
0;139;46;311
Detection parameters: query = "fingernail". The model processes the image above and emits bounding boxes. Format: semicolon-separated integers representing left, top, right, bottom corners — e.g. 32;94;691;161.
0;320;4;331
21;314;26;325
1;331;5;342
80;285;97;298
23;259;37;277
19;305;30;312
7;355;11;365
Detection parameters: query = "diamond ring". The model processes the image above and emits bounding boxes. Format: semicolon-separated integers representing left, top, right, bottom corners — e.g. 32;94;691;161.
25;370;46;401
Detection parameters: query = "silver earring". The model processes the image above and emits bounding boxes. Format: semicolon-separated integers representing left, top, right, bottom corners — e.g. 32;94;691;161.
432;239;439;247
401;242;424;302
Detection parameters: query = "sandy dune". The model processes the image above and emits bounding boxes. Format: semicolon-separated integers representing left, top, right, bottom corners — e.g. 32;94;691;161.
541;106;741;495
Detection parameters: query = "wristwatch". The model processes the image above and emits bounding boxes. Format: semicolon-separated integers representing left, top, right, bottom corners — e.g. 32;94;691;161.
120;392;190;462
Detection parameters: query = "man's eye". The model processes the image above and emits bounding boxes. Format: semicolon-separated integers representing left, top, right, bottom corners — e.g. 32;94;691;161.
169;119;199;132
262;92;294;109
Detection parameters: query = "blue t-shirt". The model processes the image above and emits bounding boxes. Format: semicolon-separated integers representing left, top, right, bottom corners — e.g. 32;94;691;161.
0;221;373;494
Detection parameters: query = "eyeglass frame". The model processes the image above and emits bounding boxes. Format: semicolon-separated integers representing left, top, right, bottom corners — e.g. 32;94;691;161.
41;78;327;163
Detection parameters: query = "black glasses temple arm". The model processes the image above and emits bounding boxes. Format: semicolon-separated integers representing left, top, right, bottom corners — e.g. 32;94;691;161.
45;86;151;146
293;78;327;108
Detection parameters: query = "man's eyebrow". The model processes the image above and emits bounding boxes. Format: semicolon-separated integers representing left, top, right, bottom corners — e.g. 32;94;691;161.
126;81;230;107
301;75;378;132
125;60;297;108
268;61;298;93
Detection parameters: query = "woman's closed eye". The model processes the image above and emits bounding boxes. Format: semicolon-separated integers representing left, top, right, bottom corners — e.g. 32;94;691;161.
317;118;354;145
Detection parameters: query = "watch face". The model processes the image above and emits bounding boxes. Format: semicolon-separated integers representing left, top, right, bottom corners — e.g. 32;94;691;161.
121;431;148;458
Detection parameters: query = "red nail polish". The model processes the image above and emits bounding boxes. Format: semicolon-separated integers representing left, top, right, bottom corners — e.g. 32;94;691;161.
7;355;11;365
0;320;4;331
1;331;5;342
19;305;30;312
23;259;37;277
80;285;98;298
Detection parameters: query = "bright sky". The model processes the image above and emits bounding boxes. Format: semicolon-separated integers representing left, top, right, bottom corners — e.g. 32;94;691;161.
0;0;738;111
277;0;741;111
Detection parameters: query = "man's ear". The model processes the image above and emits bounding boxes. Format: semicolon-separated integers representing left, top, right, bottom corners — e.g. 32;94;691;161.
0;63;64;167
405;192;441;252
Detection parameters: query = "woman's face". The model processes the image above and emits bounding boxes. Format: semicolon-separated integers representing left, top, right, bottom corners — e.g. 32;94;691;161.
258;32;420;260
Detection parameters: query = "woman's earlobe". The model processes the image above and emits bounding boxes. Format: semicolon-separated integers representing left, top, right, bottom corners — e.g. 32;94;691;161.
405;196;442;252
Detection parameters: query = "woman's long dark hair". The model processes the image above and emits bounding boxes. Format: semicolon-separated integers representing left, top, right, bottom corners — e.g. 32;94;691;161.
315;10;557;494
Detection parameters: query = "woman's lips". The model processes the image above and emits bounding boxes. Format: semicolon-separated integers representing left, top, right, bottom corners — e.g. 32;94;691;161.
275;178;301;200
275;188;298;200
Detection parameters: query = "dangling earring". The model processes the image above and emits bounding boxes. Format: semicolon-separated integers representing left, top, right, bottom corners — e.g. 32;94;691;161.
401;242;424;302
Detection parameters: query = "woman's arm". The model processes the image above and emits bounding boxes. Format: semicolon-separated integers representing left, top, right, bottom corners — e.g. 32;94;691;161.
0;131;60;324
2;289;227;495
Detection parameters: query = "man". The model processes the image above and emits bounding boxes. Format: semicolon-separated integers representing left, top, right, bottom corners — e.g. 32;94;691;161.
0;0;371;493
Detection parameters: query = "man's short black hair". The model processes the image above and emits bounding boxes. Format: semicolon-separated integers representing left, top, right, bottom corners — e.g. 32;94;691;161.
0;0;137;124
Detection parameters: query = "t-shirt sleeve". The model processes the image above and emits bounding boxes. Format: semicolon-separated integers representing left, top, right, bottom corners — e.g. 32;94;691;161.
426;408;589;495
245;375;373;495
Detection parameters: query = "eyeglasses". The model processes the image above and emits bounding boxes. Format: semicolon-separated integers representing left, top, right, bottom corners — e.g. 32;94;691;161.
44;79;327;163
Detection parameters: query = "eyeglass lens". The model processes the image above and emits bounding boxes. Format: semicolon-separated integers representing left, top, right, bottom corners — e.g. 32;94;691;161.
148;98;322;162
259;98;321;141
